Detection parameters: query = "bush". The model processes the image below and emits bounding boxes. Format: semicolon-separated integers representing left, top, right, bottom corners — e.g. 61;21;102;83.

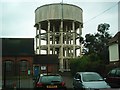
70;55;106;76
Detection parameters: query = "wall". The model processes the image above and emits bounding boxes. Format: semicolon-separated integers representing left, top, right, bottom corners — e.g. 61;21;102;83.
2;55;33;76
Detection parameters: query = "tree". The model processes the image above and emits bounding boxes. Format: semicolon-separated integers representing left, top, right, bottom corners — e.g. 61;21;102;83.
84;34;97;54
84;23;112;64
80;36;84;44
97;23;110;34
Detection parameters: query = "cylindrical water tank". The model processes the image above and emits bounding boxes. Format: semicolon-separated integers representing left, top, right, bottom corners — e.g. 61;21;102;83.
35;3;83;24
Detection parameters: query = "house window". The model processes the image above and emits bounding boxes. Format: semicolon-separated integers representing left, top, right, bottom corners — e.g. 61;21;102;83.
5;61;13;72
19;60;28;72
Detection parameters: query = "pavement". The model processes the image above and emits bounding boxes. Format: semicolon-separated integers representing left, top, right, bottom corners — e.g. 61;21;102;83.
2;76;34;89
16;78;33;88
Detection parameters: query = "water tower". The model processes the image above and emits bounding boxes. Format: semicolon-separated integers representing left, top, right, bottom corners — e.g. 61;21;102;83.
34;3;83;71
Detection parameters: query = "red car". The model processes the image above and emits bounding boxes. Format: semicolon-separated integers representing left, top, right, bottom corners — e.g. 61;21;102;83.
105;68;120;88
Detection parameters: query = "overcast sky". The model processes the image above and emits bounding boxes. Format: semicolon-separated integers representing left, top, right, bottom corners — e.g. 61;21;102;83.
1;0;120;38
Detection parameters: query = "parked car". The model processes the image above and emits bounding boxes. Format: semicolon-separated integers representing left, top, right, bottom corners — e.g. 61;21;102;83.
73;72;111;90
34;73;66;90
105;68;120;88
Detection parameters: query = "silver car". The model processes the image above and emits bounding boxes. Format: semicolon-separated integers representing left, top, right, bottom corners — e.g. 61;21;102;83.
73;72;111;90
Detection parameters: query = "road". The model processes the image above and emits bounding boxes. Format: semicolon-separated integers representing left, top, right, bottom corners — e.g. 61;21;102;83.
59;72;73;89
2;72;73;89
15;73;120;90
3;72;120;90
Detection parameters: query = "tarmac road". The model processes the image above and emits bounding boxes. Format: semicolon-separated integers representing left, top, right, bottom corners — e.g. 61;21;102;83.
59;72;73;89
3;72;73;89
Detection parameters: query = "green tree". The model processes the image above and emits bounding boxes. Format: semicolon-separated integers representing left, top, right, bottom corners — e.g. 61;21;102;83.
96;23;112;63
84;34;97;54
84;23;112;64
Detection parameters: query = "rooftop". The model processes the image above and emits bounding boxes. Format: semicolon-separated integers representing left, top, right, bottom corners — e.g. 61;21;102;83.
2;38;34;55
109;31;120;45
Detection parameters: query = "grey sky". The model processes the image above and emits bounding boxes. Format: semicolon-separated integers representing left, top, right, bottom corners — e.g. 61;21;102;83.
1;0;119;38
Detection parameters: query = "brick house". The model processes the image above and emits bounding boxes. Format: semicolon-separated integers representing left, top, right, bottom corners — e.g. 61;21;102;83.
2;38;59;88
108;31;120;67
2;38;34;78
33;54;59;77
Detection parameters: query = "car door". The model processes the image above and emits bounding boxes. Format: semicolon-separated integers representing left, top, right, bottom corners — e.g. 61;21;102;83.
106;69;118;87
73;73;83;88
106;69;116;84
73;73;78;88
114;69;120;87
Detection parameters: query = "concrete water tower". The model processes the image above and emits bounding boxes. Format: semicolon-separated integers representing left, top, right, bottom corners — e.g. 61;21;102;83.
34;3;83;72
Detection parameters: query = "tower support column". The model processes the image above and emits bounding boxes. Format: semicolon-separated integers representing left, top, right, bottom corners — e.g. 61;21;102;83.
53;25;55;54
36;26;39;54
79;24;82;56
60;20;64;72
73;21;75;58
39;23;41;54
47;20;50;54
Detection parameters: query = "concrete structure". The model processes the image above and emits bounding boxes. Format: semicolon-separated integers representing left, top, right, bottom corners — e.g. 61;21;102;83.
34;3;83;71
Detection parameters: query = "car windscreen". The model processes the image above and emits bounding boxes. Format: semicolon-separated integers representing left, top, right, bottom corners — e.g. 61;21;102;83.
40;75;62;83
82;73;104;82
